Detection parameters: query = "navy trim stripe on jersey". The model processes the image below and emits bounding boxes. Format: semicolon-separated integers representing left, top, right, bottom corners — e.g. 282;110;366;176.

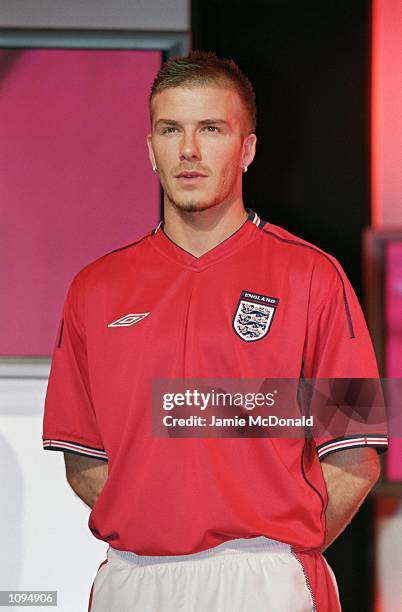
103;232;152;258
258;225;356;339
316;434;388;460
245;208;254;221
301;441;326;519
245;208;259;225
245;208;265;229
57;318;64;349
251;213;261;225
43;438;108;460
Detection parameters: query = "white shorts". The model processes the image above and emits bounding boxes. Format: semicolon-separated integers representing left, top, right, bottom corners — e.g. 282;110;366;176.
88;536;340;611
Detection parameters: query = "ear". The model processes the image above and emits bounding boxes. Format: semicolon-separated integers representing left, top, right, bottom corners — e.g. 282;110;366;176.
241;133;257;170
147;133;157;170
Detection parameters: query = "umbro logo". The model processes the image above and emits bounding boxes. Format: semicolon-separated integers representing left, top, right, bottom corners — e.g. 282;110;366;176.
107;313;150;327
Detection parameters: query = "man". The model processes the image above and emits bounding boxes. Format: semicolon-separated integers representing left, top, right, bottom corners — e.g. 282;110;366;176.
42;52;387;611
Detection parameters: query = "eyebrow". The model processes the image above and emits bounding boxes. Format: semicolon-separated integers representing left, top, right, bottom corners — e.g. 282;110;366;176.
154;118;230;128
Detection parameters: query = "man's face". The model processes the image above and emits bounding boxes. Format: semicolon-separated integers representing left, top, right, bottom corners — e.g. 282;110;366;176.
147;84;256;213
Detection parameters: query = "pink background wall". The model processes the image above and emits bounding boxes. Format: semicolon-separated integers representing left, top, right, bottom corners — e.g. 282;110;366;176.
385;242;402;380
0;49;161;356
371;0;402;484
371;14;402;608
384;241;402;481
371;0;402;228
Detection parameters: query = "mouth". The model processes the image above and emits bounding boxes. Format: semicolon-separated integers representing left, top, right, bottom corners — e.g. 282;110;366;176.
176;171;207;178
174;172;208;187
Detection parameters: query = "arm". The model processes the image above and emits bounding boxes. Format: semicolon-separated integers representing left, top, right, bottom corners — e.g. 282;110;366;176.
64;452;108;509
320;447;380;552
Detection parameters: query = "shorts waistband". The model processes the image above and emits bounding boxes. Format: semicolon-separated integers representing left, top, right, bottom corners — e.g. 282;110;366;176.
107;536;291;567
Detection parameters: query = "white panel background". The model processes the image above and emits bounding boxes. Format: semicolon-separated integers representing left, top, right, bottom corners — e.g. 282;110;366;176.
376;502;402;611
0;378;107;611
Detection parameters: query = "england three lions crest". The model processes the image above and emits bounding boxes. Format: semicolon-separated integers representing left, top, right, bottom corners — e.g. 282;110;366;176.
233;290;279;342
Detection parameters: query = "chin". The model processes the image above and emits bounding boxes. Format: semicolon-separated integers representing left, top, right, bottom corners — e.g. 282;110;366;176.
168;194;221;213
174;202;212;213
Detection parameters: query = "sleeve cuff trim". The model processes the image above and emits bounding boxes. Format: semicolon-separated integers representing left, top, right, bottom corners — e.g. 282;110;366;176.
43;438;108;460
317;435;388;459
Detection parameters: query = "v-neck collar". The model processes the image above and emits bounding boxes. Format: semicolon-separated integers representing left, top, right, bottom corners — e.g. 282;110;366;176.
149;208;261;271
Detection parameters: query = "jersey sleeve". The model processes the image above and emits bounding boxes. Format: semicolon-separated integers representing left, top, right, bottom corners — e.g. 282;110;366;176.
302;259;388;461
42;273;108;461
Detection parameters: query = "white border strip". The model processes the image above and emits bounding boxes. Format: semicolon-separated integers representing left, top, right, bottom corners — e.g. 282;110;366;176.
0;357;51;379
153;220;163;234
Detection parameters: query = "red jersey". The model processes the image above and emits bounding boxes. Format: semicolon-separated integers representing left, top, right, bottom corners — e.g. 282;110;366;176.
42;209;387;554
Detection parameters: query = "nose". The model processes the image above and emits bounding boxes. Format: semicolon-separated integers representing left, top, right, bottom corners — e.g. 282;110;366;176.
179;131;201;162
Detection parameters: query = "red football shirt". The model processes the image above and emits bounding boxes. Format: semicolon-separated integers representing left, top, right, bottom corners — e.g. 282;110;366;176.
42;209;387;554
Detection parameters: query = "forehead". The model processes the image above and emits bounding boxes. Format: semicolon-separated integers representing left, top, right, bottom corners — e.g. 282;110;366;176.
150;85;246;126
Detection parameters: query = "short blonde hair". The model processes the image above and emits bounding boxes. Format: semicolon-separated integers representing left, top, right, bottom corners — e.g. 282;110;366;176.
149;51;257;134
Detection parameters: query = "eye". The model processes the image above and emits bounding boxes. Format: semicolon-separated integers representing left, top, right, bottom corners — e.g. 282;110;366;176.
203;125;220;133
162;126;178;134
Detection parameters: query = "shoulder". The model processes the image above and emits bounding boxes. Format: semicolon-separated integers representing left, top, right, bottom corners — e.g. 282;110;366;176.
67;228;153;300
259;221;348;292
258;223;362;340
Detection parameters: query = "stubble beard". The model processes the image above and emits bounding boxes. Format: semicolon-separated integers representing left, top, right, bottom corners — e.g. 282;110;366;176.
165;190;221;213
161;168;237;213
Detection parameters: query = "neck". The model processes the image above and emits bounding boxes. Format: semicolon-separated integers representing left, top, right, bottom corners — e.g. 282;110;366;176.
162;197;248;258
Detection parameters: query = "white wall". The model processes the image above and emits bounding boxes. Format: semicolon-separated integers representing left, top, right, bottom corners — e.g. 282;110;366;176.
0;0;189;31
376;501;402;612
0;376;107;612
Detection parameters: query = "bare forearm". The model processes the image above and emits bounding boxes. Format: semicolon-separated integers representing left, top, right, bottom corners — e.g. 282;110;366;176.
68;467;107;508
320;448;380;552
64;453;108;508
